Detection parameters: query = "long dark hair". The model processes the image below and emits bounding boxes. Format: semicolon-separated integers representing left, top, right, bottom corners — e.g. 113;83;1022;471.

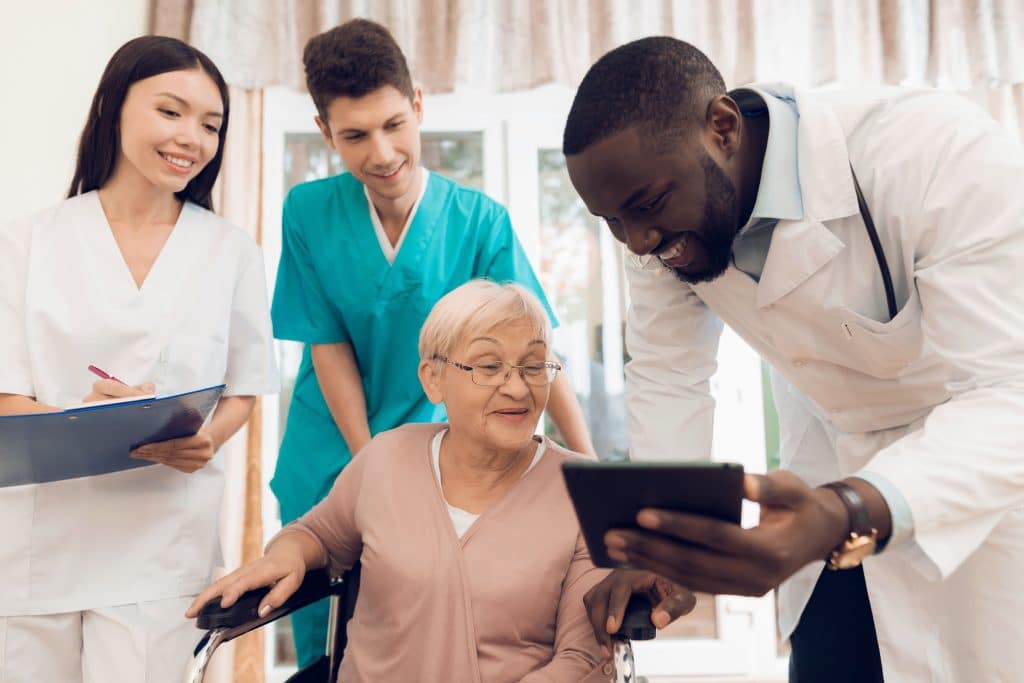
67;36;230;211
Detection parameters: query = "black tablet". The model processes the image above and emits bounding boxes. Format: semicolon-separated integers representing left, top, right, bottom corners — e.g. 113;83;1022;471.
561;461;745;568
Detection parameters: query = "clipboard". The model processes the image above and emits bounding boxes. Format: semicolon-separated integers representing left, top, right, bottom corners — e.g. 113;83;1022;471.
0;385;225;487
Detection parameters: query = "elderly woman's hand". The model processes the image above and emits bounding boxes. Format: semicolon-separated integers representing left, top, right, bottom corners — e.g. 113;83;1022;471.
185;552;307;620
583;569;697;655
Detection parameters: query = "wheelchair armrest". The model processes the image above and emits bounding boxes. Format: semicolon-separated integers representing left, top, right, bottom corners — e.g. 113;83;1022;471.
613;594;656;641
195;568;346;641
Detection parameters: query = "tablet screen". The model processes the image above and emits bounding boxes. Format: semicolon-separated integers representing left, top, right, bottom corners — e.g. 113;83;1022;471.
562;461;744;568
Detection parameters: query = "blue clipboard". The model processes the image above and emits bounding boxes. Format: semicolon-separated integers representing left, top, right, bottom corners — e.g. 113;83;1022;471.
0;385;225;487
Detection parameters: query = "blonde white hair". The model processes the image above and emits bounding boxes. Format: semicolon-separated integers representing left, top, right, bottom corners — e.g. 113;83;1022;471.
418;279;552;361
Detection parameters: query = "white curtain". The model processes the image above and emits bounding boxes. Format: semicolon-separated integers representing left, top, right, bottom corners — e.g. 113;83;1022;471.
153;0;1024;137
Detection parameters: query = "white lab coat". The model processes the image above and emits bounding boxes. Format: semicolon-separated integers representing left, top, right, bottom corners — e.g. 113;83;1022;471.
0;191;278;616
624;84;1024;682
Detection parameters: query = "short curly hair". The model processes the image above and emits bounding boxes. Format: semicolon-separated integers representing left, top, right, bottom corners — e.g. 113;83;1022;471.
563;37;726;155
303;18;414;121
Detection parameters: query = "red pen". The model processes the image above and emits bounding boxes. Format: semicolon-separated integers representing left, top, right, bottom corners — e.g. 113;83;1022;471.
87;364;128;386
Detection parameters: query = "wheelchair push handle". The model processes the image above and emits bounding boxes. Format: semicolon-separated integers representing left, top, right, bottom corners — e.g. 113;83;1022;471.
195;568;342;630
613;594;657;641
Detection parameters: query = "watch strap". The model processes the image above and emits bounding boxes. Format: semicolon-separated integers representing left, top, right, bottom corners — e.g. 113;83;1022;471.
822;481;872;536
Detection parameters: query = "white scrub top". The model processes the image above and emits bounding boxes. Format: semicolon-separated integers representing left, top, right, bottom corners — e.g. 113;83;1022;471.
0;191;279;615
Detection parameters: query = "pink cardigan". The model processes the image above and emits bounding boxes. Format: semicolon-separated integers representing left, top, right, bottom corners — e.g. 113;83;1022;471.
288;423;611;682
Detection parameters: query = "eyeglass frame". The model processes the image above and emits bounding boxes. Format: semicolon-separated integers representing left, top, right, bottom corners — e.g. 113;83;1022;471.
432;355;562;387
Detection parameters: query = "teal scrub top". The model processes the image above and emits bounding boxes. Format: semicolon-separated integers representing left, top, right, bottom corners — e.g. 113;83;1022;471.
270;171;557;514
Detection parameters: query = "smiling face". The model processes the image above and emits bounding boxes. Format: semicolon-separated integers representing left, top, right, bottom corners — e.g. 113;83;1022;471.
114;68;224;194
316;85;423;205
566;126;740;285
420;319;551;454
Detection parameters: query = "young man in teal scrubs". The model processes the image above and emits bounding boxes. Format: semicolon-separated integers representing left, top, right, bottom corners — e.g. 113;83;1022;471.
270;19;595;666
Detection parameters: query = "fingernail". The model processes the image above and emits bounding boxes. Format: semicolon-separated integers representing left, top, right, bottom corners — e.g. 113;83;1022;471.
258;604;271;618
608;548;628;563
652;609;669;628
605;532;626;549
637;510;659;528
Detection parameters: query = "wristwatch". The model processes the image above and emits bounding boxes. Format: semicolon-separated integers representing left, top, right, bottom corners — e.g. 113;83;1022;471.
821;481;877;570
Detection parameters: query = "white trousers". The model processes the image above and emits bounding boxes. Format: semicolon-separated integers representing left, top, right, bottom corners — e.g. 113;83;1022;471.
0;597;200;683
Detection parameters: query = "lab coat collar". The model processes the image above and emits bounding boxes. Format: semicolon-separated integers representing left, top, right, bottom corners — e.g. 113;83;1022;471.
752;82;861;222
742;83;859;308
754;218;845;308
729;86;804;229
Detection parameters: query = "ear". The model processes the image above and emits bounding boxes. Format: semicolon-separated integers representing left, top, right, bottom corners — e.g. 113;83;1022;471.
411;87;424;124
704;95;743;158
418;359;444;405
314;115;336;151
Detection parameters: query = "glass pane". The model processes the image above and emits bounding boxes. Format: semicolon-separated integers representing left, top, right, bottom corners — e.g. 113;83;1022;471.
536;148;629;461
283;131;484;195
283;133;346;190
421;132;485;190
762;361;781;472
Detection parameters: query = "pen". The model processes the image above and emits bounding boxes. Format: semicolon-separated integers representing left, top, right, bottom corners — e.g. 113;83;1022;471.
87;364;128;386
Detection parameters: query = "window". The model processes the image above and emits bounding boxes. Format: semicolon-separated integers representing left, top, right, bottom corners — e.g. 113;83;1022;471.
535;148;629;460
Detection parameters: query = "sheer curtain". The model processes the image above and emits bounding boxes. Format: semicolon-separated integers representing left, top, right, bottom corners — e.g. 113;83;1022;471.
155;0;1024;134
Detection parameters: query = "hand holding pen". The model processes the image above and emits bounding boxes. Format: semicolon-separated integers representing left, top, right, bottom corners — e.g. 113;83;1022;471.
81;365;155;404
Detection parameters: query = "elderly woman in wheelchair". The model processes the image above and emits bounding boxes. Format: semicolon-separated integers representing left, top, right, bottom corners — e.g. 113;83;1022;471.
187;280;626;682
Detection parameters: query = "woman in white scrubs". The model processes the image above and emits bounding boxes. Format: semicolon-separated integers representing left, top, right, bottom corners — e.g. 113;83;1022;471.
0;36;277;682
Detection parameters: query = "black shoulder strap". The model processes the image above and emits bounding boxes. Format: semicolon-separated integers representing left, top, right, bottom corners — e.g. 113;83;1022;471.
849;166;898;321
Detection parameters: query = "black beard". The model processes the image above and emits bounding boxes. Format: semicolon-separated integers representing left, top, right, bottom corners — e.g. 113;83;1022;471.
669;153;738;285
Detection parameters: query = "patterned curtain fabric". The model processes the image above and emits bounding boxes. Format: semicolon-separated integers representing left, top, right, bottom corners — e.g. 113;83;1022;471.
150;1;1023;87
152;0;1024;137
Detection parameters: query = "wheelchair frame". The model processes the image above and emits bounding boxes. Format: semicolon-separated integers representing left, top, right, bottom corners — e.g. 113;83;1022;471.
185;564;654;682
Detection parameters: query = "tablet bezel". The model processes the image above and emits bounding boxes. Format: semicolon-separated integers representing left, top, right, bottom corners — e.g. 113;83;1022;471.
561;461;745;568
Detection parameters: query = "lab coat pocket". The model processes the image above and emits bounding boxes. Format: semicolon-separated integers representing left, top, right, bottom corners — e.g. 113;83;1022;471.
0;486;34;602
160;334;228;393
837;287;924;378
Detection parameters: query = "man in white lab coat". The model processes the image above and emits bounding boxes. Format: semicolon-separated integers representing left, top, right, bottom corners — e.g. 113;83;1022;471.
564;37;1024;682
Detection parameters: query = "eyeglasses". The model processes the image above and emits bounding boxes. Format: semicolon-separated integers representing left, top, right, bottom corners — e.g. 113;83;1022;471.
434;355;562;387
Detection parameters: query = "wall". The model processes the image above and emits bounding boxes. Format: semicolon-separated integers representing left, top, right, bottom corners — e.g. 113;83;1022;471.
0;1;150;225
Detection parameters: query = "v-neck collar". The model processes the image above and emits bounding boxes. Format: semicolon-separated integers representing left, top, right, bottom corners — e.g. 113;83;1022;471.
341;172;449;295
84;190;191;295
365;168;430;264
425;428;547;547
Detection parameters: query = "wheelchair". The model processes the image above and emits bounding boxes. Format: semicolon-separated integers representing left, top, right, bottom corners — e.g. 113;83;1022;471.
185;563;656;683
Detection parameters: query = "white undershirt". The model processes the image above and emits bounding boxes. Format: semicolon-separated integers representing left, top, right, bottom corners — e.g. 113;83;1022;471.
431;429;547;539
365;167;430;264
